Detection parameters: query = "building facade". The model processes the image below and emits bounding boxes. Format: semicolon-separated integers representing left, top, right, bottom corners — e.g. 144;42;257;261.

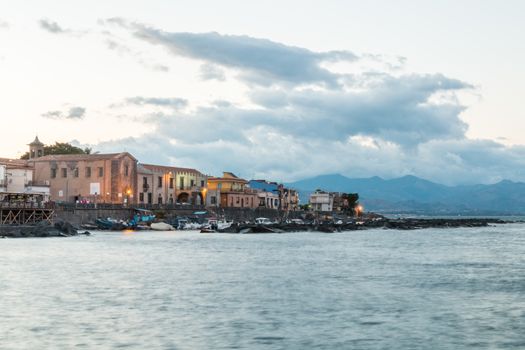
0;158;50;204
30;153;138;204
248;180;280;209
280;187;300;212
309;190;334;212
139;164;207;205
207;172;259;208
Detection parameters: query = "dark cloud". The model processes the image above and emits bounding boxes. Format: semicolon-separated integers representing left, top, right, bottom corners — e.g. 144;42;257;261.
117;72;470;147
42;106;86;120
38;19;68;34
104;18;357;88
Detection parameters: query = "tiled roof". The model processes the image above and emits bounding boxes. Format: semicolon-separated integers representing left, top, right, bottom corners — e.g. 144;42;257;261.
29;152;137;162
140;163;204;175
0;158;31;168
137;164;154;175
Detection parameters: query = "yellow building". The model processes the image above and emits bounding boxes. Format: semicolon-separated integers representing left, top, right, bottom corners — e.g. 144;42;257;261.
207;172;258;208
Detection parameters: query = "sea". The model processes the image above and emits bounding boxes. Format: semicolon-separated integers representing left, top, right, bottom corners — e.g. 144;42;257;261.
1;224;525;349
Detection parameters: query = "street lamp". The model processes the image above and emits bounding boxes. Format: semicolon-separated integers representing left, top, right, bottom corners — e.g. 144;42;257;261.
201;187;207;206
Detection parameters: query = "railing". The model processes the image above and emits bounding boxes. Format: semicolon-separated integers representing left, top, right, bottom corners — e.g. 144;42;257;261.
26;180;50;187
0;202;53;209
176;186;205;191
51;202;207;211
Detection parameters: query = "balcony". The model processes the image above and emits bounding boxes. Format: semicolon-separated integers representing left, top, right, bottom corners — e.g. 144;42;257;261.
177;186;206;192
26;180;50;187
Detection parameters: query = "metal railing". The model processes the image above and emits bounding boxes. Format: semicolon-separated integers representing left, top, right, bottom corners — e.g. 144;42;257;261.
50;202;207;211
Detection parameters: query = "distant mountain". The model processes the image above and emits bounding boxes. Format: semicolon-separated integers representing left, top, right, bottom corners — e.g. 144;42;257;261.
286;174;525;214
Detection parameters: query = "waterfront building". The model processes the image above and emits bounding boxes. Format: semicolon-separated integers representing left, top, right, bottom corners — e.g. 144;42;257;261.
0;157;50;204
30;152;138;204
280;187;300;212
309;190;334;212
207;172;258;208
137;164;154;204
248;180;280;209
139;164;207;205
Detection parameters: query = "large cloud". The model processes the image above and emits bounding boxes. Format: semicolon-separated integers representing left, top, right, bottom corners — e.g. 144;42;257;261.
87;21;521;185
103;18;357;88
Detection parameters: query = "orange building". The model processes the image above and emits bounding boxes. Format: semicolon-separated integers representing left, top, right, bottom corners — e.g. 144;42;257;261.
207;172;258;208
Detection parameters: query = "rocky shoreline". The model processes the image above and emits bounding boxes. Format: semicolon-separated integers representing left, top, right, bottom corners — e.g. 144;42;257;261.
0;217;513;238
0;220;91;238
213;217;510;234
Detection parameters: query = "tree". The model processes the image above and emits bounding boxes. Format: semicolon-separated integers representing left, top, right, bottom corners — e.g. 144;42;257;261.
20;142;91;159
341;193;360;214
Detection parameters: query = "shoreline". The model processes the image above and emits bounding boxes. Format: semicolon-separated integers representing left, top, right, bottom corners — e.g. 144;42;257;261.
1;217;514;238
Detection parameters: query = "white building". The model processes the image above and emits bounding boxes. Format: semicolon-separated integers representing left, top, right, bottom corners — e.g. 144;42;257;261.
0;158;50;204
309;190;334;212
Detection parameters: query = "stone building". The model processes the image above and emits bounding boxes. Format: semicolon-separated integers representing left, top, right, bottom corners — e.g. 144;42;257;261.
207;172;259;208
139;164;207;205
30;152;138;204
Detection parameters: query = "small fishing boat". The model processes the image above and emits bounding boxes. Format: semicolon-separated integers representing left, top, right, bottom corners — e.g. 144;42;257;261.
150;222;175;231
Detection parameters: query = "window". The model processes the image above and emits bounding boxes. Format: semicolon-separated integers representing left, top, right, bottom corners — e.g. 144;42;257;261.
98;167;103;177
139;192;144;202
61;168;67;178
51;168;57;178
169;178;174;189
201;180;205;187
190;179;195;187
73;168;79;178
85;167;91;178
124;165;129;176
211;196;217;205
147;193;152;204
158;176;163;188
143;177;148;185
179;177;185;190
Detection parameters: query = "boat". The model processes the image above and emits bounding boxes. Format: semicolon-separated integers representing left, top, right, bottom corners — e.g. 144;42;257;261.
255;217;272;225
95;218;130;230
130;208;156;226
200;228;216;233
150;222;175;231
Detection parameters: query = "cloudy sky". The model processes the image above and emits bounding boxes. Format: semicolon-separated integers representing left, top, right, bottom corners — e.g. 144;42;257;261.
1;0;525;184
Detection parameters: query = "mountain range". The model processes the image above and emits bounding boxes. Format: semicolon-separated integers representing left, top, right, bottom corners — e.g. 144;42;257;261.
286;174;525;215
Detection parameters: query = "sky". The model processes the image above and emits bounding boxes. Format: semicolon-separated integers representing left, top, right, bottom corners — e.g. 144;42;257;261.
1;0;525;185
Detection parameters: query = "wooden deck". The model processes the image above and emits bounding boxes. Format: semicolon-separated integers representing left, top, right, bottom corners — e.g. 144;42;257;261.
0;207;54;225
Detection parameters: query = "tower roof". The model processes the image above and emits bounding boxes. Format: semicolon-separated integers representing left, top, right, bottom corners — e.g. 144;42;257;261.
28;136;44;147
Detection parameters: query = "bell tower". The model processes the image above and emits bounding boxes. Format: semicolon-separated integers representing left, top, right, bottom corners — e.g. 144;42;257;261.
28;136;45;159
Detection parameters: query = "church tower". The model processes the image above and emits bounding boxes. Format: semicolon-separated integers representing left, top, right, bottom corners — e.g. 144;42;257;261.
28;136;45;159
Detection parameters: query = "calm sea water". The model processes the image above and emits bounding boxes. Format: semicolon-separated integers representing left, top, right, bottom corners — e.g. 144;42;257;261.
1;224;525;350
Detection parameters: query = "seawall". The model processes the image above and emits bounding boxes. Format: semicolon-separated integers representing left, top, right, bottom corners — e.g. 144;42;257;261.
54;207;305;225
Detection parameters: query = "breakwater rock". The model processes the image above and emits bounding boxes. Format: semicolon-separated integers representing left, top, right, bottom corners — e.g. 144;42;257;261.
0;220;91;238
213;218;508;234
